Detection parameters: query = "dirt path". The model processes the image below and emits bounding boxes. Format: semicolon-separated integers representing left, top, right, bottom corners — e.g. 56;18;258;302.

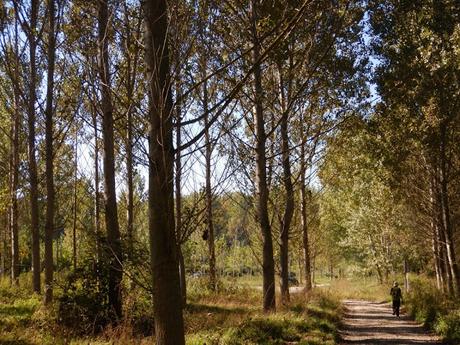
339;300;442;345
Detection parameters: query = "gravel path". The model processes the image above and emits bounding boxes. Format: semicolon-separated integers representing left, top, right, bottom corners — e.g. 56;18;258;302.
339;300;442;345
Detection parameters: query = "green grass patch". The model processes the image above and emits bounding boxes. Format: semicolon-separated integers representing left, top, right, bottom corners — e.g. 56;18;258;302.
185;290;341;345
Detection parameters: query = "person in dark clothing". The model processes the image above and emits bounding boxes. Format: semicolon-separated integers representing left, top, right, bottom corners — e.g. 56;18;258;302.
390;281;402;317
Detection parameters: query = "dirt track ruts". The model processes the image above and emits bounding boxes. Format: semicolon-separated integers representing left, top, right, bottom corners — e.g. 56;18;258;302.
339;299;442;345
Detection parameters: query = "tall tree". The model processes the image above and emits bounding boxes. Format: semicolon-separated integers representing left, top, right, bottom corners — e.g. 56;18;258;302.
370;0;460;295
7;12;21;285
97;0;123;318
142;0;185;343
44;0;57;304
24;0;41;293
278;61;294;305
250;0;276;312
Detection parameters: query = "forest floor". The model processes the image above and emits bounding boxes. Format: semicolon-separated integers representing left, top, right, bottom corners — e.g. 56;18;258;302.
339;299;442;345
0;275;342;345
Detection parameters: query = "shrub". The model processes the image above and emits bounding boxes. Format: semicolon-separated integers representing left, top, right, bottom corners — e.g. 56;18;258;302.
56;260;114;335
435;310;460;342
405;276;443;327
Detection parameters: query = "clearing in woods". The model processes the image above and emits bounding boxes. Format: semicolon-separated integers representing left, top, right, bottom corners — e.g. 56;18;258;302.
339;299;442;345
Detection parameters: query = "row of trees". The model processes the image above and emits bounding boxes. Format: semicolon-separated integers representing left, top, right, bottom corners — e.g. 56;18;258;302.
319;0;460;297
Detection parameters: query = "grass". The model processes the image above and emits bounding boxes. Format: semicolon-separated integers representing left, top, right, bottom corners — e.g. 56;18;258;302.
184;286;341;345
319;277;393;302
0;274;343;345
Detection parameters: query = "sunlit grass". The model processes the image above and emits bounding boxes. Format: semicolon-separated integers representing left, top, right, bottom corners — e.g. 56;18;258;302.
0;274;344;344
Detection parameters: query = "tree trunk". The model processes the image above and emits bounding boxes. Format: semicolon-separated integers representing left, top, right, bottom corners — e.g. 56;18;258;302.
203;75;217;291
9;14;20;284
432;212;444;292
430;175;444;292
72;129;78;270
439;123;459;295
300;162;312;293
278;64;293;305
251;0;276;313
92;109;102;263
123;3;138;258
1;213;6;278
98;0;123;319
27;0;41;294
403;258;410;293
175;82;187;305
44;0;56;304
142;0;185;343
434;165;453;294
126;94;134;259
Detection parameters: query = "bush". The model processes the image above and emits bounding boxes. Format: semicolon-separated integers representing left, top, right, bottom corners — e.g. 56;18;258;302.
435;310;460;342
406;276;443;327
405;276;460;343
56;260;114;335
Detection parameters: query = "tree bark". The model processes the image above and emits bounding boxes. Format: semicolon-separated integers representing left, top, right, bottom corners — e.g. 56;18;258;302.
92;108;102;263
72;129;78;270
300;153;312;293
250;0;276;312
203;74;217;291
9;13;20;284
430;174;445;292
98;0;123;319
438;122;459;295
175;82;187;305
142;0;185;343
44;0;56;304
123;3;139;258
278;64;293;305
27;0;41;294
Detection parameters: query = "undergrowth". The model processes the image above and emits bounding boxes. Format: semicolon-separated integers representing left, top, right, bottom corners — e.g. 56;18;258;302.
405;276;460;343
185;290;341;345
0;274;342;345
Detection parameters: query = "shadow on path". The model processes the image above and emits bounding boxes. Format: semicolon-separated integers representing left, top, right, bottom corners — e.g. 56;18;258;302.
339;300;442;345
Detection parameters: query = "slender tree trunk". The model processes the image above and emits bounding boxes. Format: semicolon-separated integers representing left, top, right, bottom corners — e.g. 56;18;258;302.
403;258;410;293
123;4;139;258
434;165;453;294
300;160;312;293
432;212;443;292
278;64;293;305
126;95;134;259
44;0;56;304
142;0;185;343
203;75;217;291
9;15;20;284
439;123;459;295
1;213;6;278
92;109;102;262
175;83;187;305
27;0;41;293
72;129;78;270
98;0;123;319
430;176;444;292
251;0;275;312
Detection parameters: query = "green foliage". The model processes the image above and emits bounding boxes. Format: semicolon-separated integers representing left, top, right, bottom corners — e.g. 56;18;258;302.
434;311;460;342
56;261;113;335
406;276;460;342
406;277;442;327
